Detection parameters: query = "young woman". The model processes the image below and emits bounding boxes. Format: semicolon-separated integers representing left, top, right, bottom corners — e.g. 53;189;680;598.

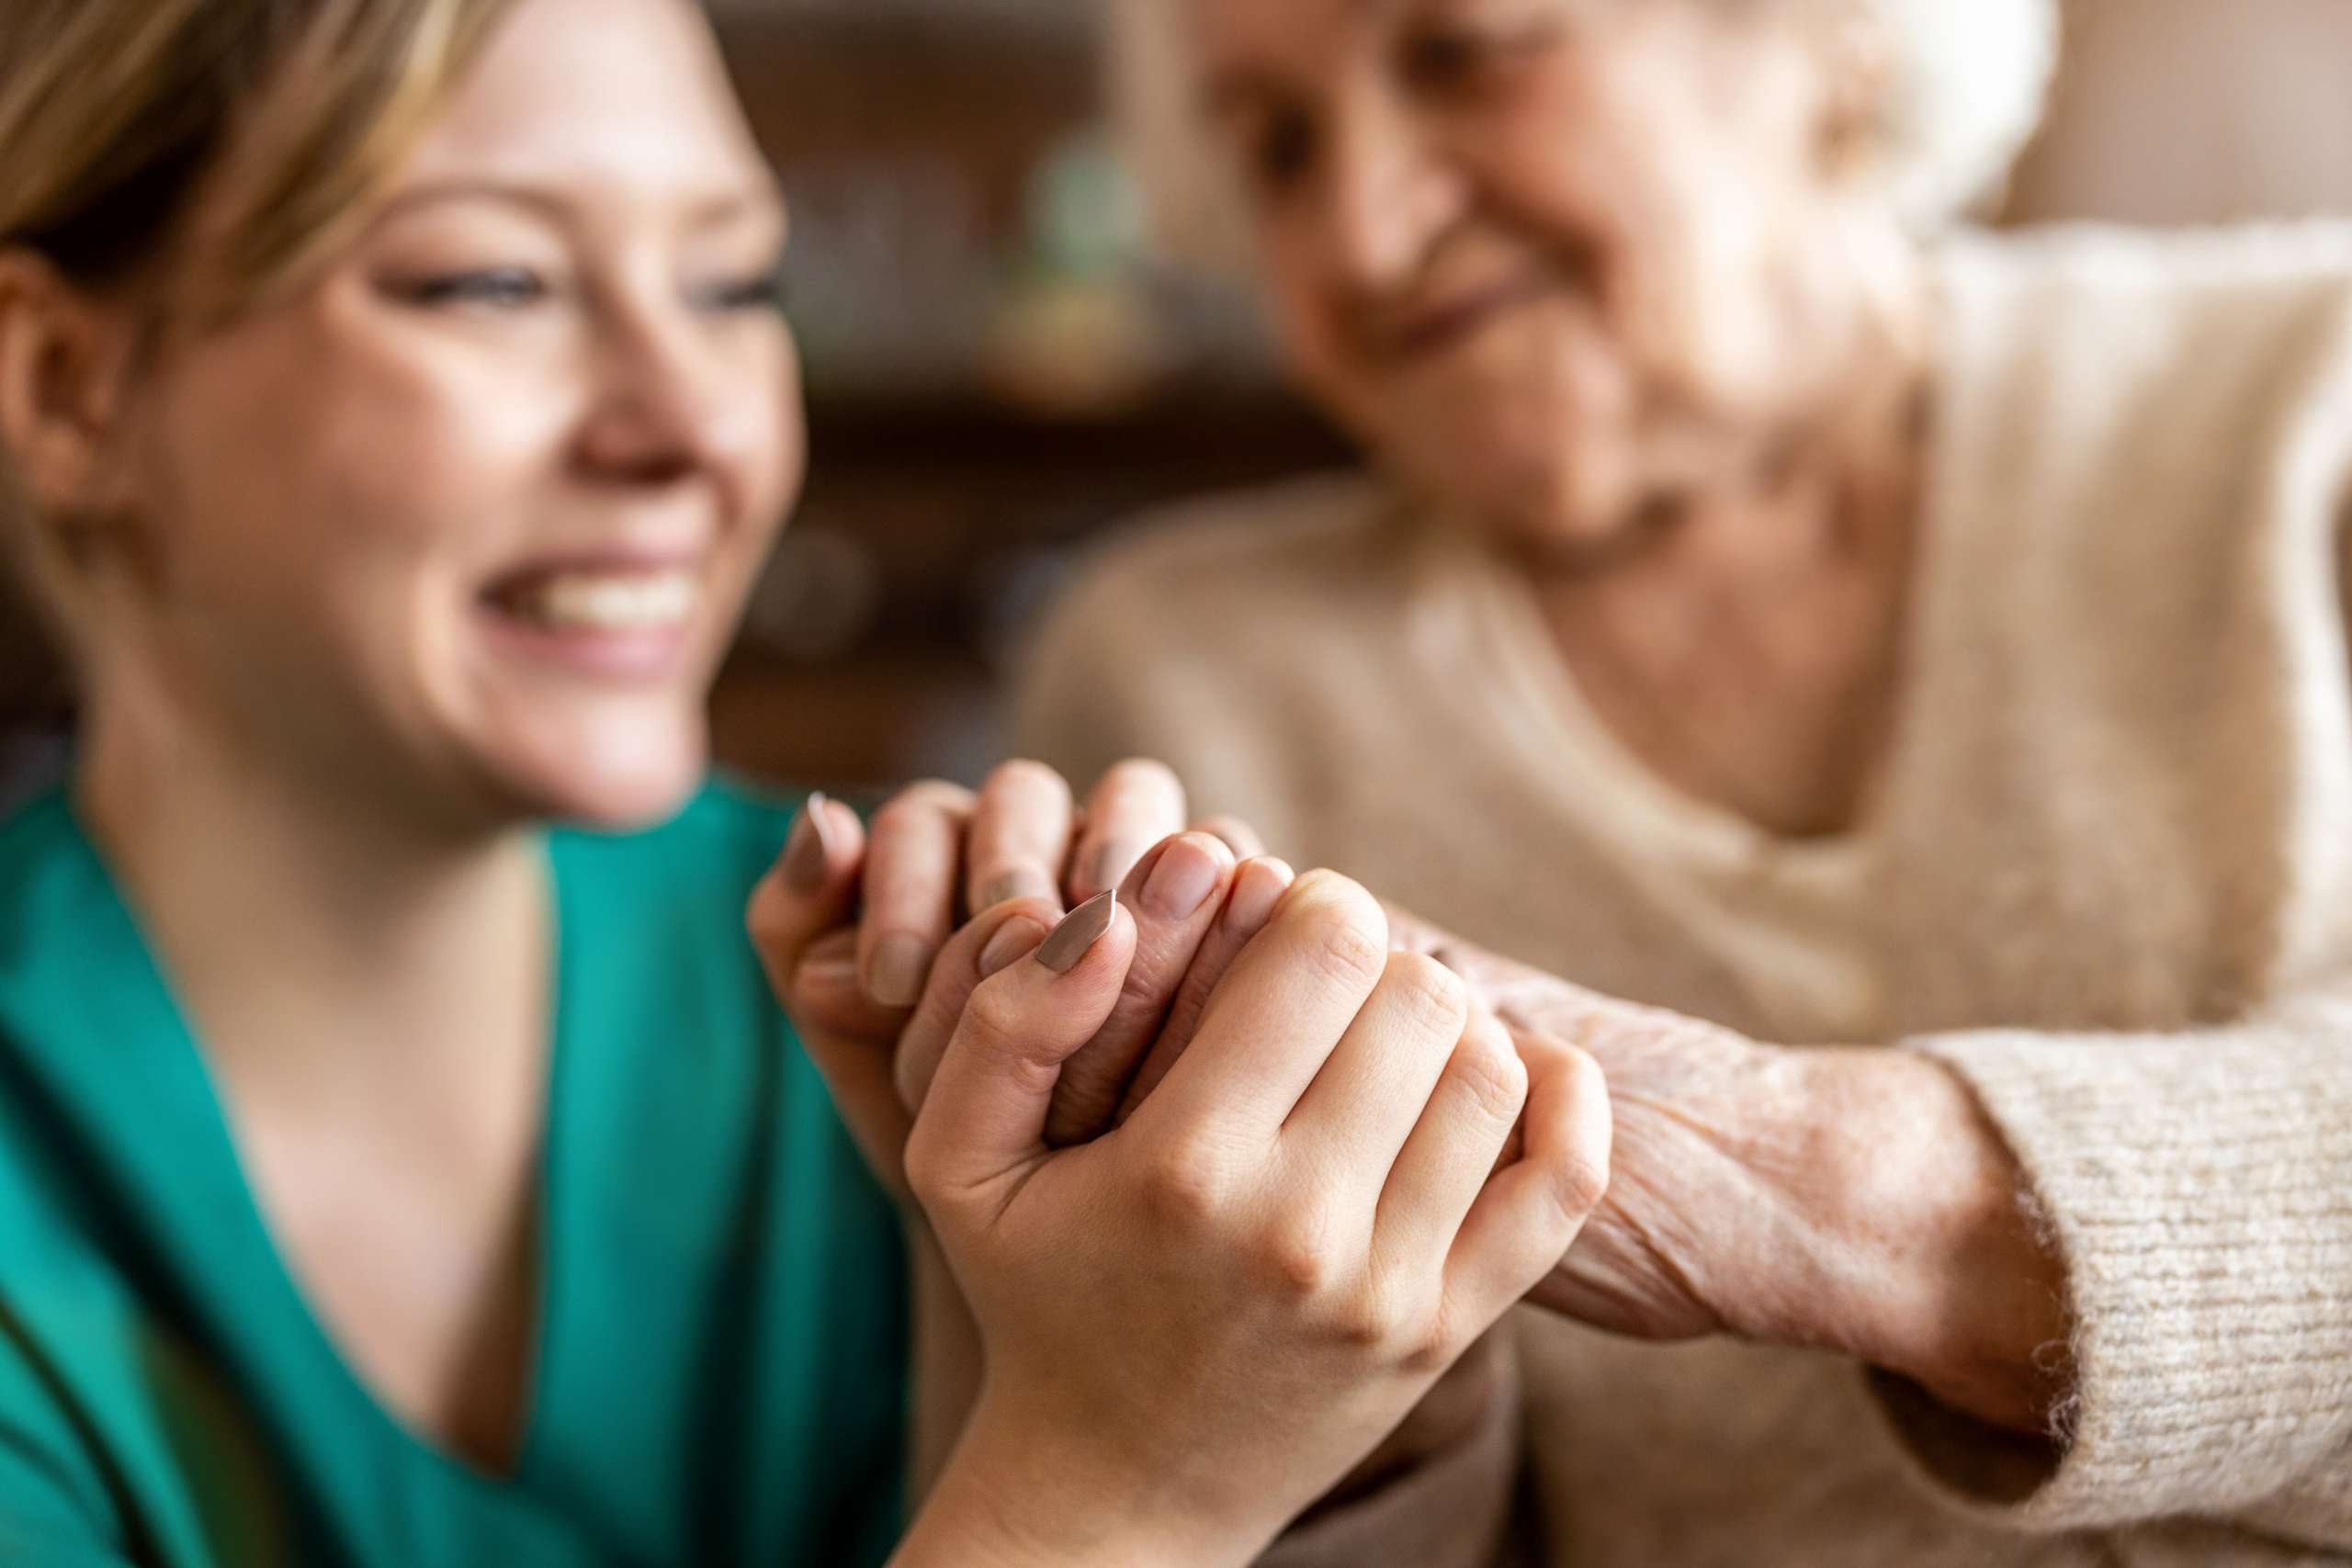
0;0;1610;1562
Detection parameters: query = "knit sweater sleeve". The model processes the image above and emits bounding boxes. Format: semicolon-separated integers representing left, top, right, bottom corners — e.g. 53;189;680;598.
1875;1000;2352;1544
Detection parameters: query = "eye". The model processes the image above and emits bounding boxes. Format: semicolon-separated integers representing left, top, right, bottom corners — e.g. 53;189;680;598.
1401;26;1490;90
1248;111;1320;196
1398;14;1557;97
393;267;549;310
692;267;789;315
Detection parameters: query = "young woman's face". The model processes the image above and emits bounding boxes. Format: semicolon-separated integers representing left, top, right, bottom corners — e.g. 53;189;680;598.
119;0;798;829
1193;0;1883;551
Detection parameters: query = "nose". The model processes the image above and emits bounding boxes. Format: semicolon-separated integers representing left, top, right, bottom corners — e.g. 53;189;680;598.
576;287;763;500
1316;89;1465;296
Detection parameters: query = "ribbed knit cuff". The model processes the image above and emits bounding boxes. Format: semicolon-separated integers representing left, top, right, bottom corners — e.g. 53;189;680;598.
1876;1027;2352;1531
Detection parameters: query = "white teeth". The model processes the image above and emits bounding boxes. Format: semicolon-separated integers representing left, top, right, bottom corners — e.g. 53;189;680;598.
510;570;698;633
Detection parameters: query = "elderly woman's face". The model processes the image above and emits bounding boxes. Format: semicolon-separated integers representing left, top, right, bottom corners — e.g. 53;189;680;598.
106;0;798;830
1194;0;1883;548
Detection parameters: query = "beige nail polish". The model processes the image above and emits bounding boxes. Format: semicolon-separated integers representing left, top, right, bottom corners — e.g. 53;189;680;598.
784;793;836;892
1036;890;1118;975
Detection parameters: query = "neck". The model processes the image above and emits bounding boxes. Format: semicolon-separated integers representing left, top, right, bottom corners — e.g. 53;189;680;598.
73;672;548;1094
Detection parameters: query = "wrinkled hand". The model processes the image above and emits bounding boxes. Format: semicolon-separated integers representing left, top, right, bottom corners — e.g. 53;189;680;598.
1385;909;2072;1433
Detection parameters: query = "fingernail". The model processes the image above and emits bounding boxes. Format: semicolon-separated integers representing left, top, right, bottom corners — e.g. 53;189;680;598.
980;869;1058;910
1141;838;1220;920
1087;838;1142;896
1036;890;1117;975
1224;858;1294;937
784;793;836;892
865;933;931;1009
979;918;1048;978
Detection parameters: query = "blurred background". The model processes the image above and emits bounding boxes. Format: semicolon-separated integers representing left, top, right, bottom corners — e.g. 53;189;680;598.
7;0;2352;809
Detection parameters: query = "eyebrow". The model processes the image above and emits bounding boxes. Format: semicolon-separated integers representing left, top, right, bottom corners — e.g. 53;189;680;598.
367;178;786;232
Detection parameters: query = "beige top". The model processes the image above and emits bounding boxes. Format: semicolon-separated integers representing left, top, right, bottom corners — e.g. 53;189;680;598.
1017;223;2352;1565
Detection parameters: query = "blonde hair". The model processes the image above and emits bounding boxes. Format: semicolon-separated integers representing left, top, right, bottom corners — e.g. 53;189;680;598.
0;0;519;675
1106;0;2061;270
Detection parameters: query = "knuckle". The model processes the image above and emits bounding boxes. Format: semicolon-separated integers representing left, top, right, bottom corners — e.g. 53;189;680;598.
1137;1140;1238;1230
1304;917;1388;998
1449;1028;1528;1129
1328;1280;1428;1355
1547;1144;1611;1222
1385;953;1472;1040
1259;1211;1345;1301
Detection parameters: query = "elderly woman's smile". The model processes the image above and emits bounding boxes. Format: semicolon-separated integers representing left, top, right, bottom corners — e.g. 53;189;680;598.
1193;0;1929;548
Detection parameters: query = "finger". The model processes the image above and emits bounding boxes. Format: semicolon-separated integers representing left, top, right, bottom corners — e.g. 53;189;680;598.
894;897;1064;1116
857;781;976;1010
1116;856;1297;1124
1044;831;1238;1146
905;892;1136;1209
966;760;1077;917
748;795;873;1017
1143;870;1391;1143
1442;1032;1611;1327
1068;759;1187;903
1191;815;1266;862
1281;953;1475;1193
1371;1001;1527;1286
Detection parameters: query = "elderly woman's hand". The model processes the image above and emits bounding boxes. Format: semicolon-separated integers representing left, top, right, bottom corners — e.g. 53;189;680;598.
1391;914;2075;1436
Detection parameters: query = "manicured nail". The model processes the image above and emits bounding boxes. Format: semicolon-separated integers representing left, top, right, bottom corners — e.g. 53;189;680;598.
865;932;931;1009
1087;838;1142;896
1224;858;1294;937
979;917;1049;978
1141;837;1220;920
1036;890;1117;975
784;793;837;892
980;868;1059;911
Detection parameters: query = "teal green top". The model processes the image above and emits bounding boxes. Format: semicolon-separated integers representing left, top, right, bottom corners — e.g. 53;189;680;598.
0;780;907;1567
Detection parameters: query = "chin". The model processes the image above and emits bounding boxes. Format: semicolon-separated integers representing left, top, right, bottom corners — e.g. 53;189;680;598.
484;708;714;833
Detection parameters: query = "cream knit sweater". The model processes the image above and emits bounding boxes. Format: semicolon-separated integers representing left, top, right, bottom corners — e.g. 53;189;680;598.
1016;225;2352;1566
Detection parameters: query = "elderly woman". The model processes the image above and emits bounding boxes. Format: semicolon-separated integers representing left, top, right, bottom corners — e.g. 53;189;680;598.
1012;0;2352;1562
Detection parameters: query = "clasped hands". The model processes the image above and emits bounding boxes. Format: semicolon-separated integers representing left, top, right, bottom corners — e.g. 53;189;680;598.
749;760;2071;1562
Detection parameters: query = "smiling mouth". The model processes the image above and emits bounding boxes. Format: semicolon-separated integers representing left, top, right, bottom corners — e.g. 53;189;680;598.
1385;274;1559;363
484;566;702;636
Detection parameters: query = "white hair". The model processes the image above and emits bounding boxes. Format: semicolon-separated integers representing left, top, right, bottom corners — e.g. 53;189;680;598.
1106;0;2061;268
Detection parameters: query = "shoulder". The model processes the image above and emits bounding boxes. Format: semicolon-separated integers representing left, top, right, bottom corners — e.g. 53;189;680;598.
1930;224;2352;573
1936;223;2352;443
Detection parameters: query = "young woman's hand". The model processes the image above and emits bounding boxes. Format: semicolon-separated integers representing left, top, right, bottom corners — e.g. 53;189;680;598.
893;872;1611;1566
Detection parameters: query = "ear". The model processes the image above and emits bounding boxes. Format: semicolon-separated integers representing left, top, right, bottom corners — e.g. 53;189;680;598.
0;250;143;519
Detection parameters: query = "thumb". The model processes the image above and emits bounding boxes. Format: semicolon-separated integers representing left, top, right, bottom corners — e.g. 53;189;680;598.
907;890;1135;1209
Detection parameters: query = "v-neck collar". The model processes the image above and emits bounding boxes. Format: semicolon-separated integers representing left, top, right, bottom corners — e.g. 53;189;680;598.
0;788;606;1564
